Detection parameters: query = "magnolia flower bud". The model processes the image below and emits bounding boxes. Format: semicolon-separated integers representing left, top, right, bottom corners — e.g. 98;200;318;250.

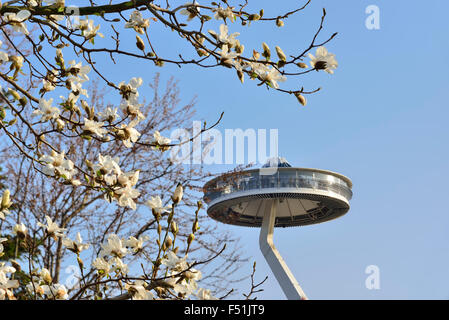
195;35;205;45
56;119;65;131
295;93;307;106
55;49;64;67
81;99;90;115
154;59;164;67
19;96;27;107
9;89;21;101
262;42;270;59
275;46;287;62
136;35;145;51
40;268;52;284
196;49;209;57
235;43;244;54
187;233;195;245
237;70;244;84
170;221;178;234
165;235;173;248
172;183;183;204
296;62;308;69
276;18;284;27
252;50;260;60
1;189;11;209
248;14;260;21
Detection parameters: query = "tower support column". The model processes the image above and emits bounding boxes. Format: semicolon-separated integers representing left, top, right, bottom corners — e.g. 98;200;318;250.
259;199;308;300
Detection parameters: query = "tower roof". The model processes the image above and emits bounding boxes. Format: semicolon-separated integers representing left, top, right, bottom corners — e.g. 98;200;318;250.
261;157;292;168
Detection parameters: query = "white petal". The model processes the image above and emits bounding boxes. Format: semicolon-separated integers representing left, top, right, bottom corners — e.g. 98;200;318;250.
16;10;31;22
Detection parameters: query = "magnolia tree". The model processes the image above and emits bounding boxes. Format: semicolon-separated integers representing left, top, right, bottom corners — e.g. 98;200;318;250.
0;0;338;300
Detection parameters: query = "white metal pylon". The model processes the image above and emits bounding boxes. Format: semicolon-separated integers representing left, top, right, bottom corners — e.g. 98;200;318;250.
259;199;308;300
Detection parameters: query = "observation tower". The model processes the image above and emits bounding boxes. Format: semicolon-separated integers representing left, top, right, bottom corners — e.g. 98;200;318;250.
202;157;353;299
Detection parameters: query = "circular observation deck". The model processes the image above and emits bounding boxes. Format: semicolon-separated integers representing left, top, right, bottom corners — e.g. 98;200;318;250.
203;161;353;228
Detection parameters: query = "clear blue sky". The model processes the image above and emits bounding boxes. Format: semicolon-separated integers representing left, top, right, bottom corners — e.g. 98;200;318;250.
87;0;449;299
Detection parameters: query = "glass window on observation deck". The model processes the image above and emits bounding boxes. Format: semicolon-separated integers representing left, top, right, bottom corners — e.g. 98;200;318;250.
261;172;278;188
279;170;295;188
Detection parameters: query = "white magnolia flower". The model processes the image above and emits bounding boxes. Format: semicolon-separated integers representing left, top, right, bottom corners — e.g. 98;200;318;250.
10;55;23;70
82;118;107;138
125;235;149;253
117;170;139;188
98;106;119;122
0;272;19;300
110;257;129;275
254;66;287;89
151;131;171;150
166;272;198;296
37;215;66;238
0;208;9;220
0;42;9;63
3;10;31;35
145;196;171;214
42;79;56;92
172;183;183;204
125;280;154;300
118;120;141;148
208;24;239;47
68;81;88;99
41;69;58;92
45;0;65;6
62;232;90;254
12;223;28;238
179;1;200;21
100;234;128;258
0;51;8;63
120;97;145;121
115;185;140;210
218;44;240;67
161;251;187;270
47;14;65;29
308;46;338;74
213;6;235;21
196;288;218;300
26;279;45;296
94;154;122;180
39;150;77;180
32;98;60;122
93;154;121;185
125;10;150;33
66;60;91;83
185;268;202;281
0;189;11;219
92;257;111;275
77;18;104;40
27;0;39;6
39;268;52;283
42;283;68;300
0;238;7;257
118;77;143;99
0;262;16;284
